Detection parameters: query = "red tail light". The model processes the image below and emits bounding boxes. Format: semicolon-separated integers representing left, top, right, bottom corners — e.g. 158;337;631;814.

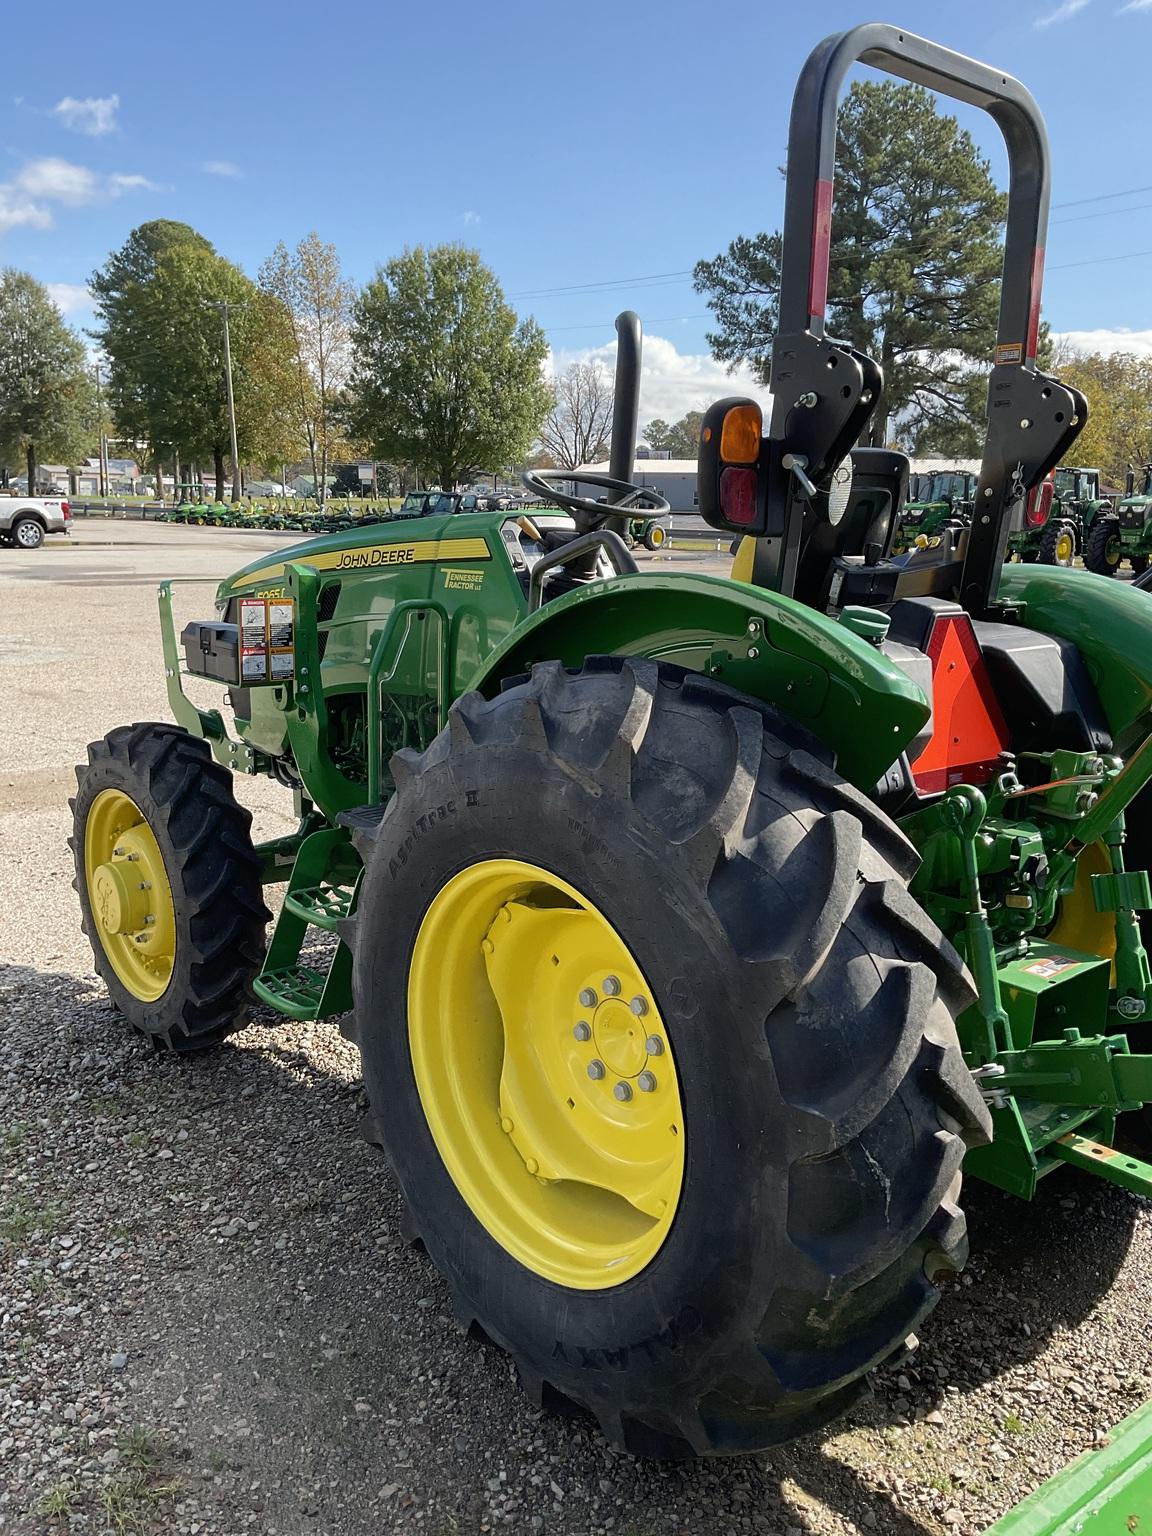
61;500;71;519
719;466;758;525
1024;479;1053;529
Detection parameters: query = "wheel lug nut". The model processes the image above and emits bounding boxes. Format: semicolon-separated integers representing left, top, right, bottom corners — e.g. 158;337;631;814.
629;995;649;1016
637;1071;657;1093
587;1060;606;1080
613;1081;633;1102
603;975;621;996
573;1021;592;1042
113;846;126;857
579;988;598;1008
500;1117;513;1133
144;914;155;925
645;1035;665;1056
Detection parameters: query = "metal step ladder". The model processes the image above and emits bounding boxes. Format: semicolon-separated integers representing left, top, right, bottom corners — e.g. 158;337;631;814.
253;826;363;1020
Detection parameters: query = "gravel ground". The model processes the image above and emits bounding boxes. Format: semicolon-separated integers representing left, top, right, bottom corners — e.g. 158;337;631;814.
3;523;1152;1536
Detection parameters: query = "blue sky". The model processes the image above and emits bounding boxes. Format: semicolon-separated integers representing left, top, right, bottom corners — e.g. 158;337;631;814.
4;0;1151;422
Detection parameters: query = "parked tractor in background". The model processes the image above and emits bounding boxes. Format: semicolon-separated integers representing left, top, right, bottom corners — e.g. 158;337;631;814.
1111;463;1152;577
893;468;976;552
1007;465;1112;569
67;23;1152;1481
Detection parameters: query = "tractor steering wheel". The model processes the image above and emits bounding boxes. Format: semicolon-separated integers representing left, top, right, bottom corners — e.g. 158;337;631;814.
521;468;670;522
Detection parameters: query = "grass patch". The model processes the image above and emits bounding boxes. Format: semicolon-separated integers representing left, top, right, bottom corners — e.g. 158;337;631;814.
0;1194;66;1245
99;1473;182;1535
1;1123;27;1156
34;1481;80;1518
117;1425;160;1472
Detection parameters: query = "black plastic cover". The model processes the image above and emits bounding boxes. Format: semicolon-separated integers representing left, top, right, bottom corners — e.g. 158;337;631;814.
181;620;239;685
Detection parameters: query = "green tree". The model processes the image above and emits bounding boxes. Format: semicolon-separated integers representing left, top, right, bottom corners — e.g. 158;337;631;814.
92;223;294;499
0;270;93;488
693;81;1007;447
90;220;213;491
1056;351;1152;482
348;245;551;489
642;410;705;459
259;233;355;506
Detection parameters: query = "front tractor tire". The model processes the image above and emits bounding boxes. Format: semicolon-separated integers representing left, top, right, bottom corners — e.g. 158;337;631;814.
1037;518;1076;567
71;723;269;1051
347;658;991;1457
1085;515;1122;577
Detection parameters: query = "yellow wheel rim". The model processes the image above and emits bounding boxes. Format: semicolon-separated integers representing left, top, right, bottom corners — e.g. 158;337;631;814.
1056;531;1074;564
83;788;176;1002
648;525;667;548
408;859;684;1289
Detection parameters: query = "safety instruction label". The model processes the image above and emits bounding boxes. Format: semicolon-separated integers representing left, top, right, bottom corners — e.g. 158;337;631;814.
239;597;295;685
995;342;1024;365
1021;955;1080;979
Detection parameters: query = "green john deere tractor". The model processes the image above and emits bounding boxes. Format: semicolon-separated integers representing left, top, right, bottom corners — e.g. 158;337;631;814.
70;23;1152;1464
1007;465;1112;569
893;468;976;553
1110;462;1152;577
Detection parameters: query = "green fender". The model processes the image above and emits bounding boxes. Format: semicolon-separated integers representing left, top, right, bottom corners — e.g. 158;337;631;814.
998;564;1152;747
466;573;929;793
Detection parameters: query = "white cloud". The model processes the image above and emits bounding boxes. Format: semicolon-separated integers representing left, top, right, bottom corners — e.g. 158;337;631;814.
463;210;481;225
202;159;242;177
0;156;156;236
44;281;92;315
1054;326;1152;357
53;93;119;135
1035;0;1090;22
1119;0;1152;10
108;172;158;193
15;156;99;204
550;333;771;428
0;192;52;234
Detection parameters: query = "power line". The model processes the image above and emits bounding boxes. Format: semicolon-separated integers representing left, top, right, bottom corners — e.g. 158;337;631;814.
1052;182;1152;210
509;270;692;298
1048;246;1152;271
515;181;1152;301
543;312;710;335
1051;200;1152;226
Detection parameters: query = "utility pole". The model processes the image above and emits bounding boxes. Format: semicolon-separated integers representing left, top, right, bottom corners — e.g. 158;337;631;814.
93;361;109;498
204;299;247;502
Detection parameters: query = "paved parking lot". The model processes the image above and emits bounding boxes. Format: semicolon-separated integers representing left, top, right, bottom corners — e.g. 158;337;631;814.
3;520;1152;1536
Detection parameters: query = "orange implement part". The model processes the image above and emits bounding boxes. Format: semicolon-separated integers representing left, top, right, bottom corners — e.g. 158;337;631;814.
910;615;1010;793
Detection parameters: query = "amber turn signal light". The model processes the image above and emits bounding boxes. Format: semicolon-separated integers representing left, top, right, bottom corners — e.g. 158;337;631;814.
719;403;762;465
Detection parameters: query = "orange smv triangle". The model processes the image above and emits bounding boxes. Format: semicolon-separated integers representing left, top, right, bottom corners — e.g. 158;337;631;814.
909;616;1009;794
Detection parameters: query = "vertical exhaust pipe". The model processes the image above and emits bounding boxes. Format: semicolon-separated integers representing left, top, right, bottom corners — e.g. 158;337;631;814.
606;311;642;534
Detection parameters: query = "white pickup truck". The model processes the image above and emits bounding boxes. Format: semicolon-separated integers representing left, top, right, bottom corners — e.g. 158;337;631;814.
0;495;71;549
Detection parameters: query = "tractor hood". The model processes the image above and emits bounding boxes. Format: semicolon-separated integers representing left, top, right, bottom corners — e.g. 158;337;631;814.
215;512;486;605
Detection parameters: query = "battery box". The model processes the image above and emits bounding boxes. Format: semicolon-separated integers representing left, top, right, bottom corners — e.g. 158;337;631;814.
182;621;239;684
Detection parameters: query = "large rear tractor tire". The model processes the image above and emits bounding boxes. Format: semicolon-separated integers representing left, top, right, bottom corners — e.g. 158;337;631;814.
71;723;269;1051
1085;515;1122;577
346;658;991;1457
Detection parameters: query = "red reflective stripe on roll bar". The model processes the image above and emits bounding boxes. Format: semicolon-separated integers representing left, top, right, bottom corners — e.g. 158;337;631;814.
808;179;833;323
1026;247;1045;360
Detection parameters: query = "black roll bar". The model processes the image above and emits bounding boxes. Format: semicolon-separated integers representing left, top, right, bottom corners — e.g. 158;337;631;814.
769;23;1084;618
